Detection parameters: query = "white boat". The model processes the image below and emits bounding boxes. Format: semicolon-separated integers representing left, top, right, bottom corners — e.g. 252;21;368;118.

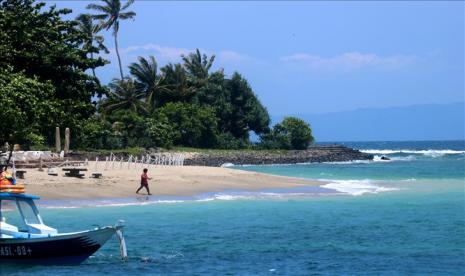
0;192;127;265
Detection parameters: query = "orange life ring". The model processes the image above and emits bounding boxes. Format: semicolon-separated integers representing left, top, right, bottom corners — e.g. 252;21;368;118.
0;184;25;189
0;189;26;194
0;188;25;193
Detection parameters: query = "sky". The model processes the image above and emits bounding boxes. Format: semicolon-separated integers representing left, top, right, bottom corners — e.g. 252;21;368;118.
50;0;464;117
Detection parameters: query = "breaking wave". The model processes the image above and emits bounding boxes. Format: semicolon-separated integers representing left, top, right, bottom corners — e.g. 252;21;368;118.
321;179;399;196
360;149;465;157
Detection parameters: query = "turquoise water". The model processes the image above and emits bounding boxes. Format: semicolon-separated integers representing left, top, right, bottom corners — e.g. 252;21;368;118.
2;141;464;275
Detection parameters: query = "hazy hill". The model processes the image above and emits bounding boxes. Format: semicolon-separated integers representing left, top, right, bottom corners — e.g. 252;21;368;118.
273;102;464;142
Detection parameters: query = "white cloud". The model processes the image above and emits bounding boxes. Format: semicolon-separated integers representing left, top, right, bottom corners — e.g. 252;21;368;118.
117;44;191;60
217;50;252;63
108;43;251;64
281;52;416;71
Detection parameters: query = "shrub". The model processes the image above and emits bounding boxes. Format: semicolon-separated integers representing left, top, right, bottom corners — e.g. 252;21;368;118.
260;117;314;150
154;103;219;148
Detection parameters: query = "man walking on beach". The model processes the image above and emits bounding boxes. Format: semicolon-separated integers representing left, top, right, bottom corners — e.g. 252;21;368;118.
136;168;152;195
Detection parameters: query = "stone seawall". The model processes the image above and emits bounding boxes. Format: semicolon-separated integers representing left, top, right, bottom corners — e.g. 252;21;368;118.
183;145;373;167
8;145;373;168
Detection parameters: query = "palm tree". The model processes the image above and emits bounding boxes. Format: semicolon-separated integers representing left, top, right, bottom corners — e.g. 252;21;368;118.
102;78;148;114
182;49;216;87
87;0;136;79
76;13;109;80
161;63;196;103
129;56;169;111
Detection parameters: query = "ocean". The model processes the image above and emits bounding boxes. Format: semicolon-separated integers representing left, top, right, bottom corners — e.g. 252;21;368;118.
2;140;464;275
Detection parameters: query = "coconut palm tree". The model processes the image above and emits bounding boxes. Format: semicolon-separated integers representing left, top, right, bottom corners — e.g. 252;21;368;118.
129;56;169;111
76;13;109;81
161;63;196;103
102;78;147;114
87;0;136;79
182;49;216;87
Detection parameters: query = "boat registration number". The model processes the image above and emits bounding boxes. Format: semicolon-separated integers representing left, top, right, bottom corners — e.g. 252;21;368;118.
0;245;32;256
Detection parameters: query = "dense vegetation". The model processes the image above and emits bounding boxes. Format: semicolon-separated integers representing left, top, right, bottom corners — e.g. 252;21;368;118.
0;0;314;151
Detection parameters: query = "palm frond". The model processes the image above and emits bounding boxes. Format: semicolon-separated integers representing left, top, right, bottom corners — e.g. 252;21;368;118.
119;11;136;19
121;0;135;11
86;3;111;13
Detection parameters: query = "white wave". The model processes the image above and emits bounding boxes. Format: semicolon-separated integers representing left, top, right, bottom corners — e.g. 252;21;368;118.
196;190;334;202
93;200;185;207
321;160;372;165
321;179;399;196
40;199;186;209
361;149;465;157
401;178;417;182
321;155;411;164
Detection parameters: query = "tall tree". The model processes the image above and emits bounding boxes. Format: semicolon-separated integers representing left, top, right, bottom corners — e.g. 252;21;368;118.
102;78;147;114
87;0;136;79
223;73;271;139
160;63;196;103
129;56;168;111
182;49;216;86
0;0;106;144
76;13;109;81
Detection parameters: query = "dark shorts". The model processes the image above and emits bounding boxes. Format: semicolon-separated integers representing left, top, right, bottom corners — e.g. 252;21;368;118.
140;182;148;187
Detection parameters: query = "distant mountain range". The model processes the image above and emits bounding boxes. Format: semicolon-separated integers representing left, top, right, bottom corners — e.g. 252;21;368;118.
272;102;464;142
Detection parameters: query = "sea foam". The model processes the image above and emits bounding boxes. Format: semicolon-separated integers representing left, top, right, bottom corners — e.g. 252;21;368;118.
361;149;465;157
321;179;399;196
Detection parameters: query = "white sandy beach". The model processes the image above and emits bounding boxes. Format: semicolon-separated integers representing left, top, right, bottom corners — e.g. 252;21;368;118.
18;162;323;200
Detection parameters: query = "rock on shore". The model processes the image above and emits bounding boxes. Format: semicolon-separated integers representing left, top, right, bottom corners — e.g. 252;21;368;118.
183;145;373;167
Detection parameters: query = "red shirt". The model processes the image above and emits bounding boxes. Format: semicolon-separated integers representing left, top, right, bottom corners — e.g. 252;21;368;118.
141;173;149;185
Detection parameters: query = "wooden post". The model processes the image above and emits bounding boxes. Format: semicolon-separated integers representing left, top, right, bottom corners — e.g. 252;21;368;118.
55;127;61;153
64;128;70;154
38;156;43;171
104;157;109;171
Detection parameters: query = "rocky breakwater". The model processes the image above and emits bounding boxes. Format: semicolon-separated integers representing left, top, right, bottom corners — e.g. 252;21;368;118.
184;145;373;167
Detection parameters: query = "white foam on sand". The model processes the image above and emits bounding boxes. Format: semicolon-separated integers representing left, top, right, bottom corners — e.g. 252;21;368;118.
321;179;399;196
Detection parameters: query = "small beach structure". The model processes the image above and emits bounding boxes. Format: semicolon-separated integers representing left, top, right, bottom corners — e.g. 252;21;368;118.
0;191;127;264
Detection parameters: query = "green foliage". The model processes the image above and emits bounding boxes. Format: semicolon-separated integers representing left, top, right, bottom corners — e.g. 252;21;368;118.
0;67;63;146
154;103;219;148
75;13;109;91
106;110;147;148
145;116;174;149
215;132;251;150
1;0;303;151
129;56;168;111
102;78;148;115
77;117;115;149
261;117;314;150
0;0;107;145
221;72;271;139
160;63;196;104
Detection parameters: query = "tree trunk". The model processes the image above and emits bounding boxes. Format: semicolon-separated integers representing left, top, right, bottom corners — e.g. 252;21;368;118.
64;127;70;155
55;126;61;152
90;52;102;102
114;32;124;79
91;52;97;79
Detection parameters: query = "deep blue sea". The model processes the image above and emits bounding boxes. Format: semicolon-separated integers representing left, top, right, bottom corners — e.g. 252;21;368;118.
2;140;464;275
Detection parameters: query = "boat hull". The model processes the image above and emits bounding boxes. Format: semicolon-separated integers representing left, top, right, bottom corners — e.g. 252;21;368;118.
0;227;116;265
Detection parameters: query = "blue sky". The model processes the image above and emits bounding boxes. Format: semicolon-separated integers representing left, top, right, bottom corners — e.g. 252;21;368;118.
51;1;464;116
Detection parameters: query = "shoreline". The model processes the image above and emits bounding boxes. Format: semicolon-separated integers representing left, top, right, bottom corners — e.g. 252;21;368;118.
37;186;340;208
20;163;327;201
